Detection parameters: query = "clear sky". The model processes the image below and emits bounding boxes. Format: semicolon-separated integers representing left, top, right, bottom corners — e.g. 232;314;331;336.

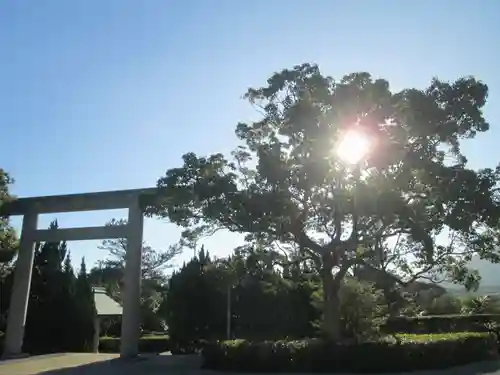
1;0;499;271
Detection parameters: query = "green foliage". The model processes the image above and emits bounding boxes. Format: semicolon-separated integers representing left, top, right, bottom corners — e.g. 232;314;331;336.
72;257;96;351
384;314;500;334
424;294;462;315
91;218;180;332
18;223;95;354
99;335;170;353
202;332;497;373
163;248;226;347
162;249;319;351
461;295;500;315
334;278;387;340
98;218;181;282
396;332;489;342
146;63;500;339
0;169;17;264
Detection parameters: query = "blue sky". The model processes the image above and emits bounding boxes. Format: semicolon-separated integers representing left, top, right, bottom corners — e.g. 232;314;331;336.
1;0;499;271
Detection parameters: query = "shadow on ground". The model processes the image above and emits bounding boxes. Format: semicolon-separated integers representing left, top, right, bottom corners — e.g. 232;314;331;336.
36;358;126;375
0;353;203;375
398;361;500;375
2;354;500;375
36;359;500;375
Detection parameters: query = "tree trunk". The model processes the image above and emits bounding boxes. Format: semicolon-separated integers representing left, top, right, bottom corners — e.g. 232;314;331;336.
226;285;231;339
384;288;404;318
321;257;342;341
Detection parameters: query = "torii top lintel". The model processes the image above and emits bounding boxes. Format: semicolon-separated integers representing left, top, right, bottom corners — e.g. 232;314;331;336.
1;187;160;216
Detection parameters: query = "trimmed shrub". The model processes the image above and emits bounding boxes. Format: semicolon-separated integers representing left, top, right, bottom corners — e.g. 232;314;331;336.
384;314;500;334
99;335;170;353
202;332;498;373
169;338;210;354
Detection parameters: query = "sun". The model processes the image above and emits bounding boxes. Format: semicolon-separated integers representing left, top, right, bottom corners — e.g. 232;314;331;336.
335;129;371;165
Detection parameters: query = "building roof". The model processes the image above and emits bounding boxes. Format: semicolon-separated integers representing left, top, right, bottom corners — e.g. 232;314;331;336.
92;287;123;316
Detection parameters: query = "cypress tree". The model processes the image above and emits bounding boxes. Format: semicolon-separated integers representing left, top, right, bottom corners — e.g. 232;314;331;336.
24;221;70;353
23;223;96;353
71;257;95;352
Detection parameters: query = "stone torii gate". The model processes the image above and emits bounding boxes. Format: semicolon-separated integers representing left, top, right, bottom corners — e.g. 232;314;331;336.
1;187;159;359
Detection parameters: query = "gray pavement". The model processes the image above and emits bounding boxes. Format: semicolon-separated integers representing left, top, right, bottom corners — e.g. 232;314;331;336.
1;353;500;375
0;353;202;375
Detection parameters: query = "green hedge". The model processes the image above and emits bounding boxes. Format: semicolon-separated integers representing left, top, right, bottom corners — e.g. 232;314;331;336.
0;334;170;355
169;338;210;354
99;335;170;353
202;333;498;373
384;314;500;334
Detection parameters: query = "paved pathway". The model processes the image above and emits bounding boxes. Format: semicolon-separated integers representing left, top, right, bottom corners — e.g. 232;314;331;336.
0;353;203;375
1;353;500;375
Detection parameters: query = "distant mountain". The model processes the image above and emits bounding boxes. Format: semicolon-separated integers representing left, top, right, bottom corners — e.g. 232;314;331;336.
447;285;500;297
444;257;500;296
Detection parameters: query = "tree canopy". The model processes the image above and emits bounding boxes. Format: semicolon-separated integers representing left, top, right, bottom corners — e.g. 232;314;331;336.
146;63;500;339
0;169;17;265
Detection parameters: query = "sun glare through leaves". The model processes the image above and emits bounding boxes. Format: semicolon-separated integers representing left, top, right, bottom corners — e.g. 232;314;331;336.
335;129;371;165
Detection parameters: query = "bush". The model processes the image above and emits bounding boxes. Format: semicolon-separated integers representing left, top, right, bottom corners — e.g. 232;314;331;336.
311;278;386;341
169;338;211;354
99;335;170;353
337;278;386;340
424;295;462;315
202;332;498;373
461;295;500;315
384;314;500;334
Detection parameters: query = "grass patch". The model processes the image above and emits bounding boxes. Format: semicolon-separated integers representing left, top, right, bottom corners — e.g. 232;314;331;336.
396;332;487;342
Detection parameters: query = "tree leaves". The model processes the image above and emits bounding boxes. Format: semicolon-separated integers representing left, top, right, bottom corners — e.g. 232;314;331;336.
0;169;17;265
147;63;499;295
98;218;181;281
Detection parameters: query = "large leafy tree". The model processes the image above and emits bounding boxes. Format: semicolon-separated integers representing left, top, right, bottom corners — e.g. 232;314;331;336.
146;63;500;340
